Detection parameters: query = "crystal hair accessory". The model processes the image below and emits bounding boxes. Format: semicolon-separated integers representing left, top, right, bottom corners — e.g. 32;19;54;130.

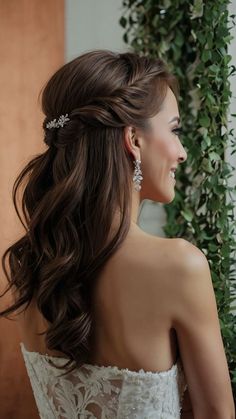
45;114;70;129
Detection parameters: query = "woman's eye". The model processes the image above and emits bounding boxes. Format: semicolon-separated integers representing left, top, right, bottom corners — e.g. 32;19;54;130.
172;127;183;136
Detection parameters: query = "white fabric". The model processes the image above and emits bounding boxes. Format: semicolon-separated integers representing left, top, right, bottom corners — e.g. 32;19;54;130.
20;342;188;419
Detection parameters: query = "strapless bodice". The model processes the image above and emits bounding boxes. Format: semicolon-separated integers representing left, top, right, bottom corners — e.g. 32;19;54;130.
20;342;188;418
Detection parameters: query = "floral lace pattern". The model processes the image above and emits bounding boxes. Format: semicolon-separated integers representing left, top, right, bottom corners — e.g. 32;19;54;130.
20;342;187;419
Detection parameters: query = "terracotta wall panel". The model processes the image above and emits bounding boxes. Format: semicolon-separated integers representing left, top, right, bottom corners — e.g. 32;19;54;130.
0;1;64;417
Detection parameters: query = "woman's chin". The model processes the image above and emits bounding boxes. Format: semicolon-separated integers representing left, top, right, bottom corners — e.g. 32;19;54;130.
142;190;175;204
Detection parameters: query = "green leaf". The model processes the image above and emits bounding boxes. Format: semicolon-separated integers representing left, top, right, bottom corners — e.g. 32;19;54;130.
175;31;184;47
209;243;219;252
199;115;211;128
123;32;128;43
202;49;212;62
206;93;216;105
205;136;212;147
181;209;194;222
119;16;127;28
208;64;219;74
190;0;204;19
201;158;214;173
209;151;221;162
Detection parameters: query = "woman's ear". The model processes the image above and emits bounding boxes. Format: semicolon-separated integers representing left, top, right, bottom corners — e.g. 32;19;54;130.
123;126;141;159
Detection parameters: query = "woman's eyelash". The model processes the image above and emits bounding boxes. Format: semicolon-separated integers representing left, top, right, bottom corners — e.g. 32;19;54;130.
172;127;183;136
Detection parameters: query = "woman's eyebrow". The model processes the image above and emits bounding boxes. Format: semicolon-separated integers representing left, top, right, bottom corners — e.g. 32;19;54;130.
168;116;180;124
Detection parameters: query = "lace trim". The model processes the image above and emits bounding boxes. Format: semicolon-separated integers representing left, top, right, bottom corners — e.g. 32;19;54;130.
20;342;180;378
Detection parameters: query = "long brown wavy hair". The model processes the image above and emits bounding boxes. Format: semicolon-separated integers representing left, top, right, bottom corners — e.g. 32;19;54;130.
0;49;179;373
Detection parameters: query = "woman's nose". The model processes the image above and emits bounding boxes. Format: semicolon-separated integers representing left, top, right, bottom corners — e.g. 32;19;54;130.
178;145;187;163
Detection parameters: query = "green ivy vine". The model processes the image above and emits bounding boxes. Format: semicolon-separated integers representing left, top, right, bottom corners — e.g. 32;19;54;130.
119;0;236;398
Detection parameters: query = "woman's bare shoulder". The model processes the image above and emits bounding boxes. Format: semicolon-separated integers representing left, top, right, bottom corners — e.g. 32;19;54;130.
137;235;203;281
116;234;201;315
167;237;207;268
155;236;204;261
151;236;206;281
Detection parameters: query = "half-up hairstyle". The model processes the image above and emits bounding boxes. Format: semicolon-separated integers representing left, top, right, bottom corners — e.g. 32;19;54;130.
1;49;179;374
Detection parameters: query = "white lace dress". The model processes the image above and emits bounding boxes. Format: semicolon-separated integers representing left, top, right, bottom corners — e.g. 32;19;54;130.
20;342;188;419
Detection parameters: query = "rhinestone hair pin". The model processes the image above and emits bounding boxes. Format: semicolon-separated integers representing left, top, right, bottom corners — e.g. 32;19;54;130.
46;113;70;129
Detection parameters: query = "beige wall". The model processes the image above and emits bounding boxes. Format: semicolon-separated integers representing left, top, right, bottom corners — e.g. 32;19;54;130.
0;1;64;417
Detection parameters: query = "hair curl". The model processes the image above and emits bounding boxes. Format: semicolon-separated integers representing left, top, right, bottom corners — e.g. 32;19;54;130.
0;49;179;374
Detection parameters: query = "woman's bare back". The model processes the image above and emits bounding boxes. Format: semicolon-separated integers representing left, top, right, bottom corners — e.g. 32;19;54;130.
18;226;181;372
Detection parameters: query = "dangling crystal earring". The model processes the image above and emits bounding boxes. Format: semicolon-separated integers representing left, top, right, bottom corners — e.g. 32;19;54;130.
133;159;143;191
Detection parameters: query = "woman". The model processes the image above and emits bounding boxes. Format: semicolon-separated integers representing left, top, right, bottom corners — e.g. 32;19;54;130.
1;50;235;418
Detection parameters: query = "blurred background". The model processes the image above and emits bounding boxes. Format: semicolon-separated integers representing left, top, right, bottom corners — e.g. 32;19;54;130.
0;1;235;417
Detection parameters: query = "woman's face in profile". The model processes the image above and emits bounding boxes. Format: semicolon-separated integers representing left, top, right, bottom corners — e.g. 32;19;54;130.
140;86;187;203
